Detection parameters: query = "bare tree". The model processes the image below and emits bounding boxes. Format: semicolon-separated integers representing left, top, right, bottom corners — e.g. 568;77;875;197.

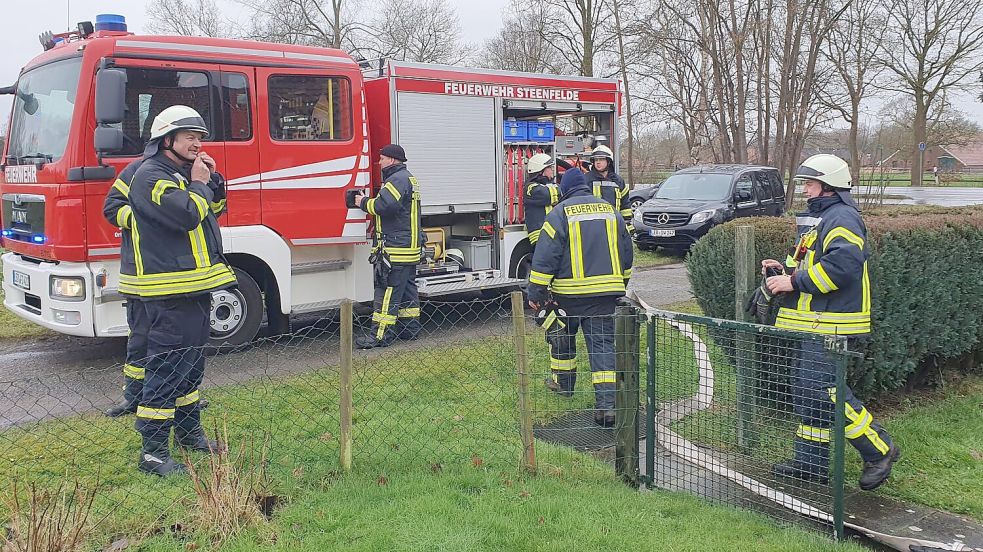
146;0;232;37
516;0;617;77
476;11;562;73
773;0;849;208
236;0;367;50
821;0;888;184
611;0;637;187
879;0;983;185
369;0;470;64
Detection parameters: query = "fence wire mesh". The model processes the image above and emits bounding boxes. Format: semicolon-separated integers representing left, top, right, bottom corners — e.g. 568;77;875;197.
642;308;847;537
0;293;855;549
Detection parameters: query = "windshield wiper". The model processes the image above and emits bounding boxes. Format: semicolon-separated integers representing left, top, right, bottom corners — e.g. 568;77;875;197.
8;153;52;166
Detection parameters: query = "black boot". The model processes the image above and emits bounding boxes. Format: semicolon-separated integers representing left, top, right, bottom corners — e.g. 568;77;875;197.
773;437;829;484
858;444;901;491
105;378;142;417
593;409;615;428
175;427;227;454
356;334;392;349
138;428;185;476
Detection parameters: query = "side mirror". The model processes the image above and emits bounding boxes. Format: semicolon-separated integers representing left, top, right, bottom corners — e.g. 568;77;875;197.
95;68;126;124
735;190;753;202
94;126;123;154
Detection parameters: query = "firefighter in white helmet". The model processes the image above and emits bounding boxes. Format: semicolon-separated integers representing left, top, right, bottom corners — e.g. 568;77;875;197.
759;153;900;491
122;105;235;476
523;153;560;246
585;145;633;230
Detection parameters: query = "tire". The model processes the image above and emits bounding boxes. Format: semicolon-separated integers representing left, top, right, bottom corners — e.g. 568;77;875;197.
207;267;263;350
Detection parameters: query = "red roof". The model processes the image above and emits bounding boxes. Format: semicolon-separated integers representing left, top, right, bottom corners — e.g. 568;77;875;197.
943;141;983;168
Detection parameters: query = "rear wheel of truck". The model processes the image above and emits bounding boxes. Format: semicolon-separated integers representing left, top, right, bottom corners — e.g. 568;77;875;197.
207;267;263;351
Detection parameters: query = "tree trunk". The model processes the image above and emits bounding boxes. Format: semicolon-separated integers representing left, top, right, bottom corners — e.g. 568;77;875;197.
611;0;635;188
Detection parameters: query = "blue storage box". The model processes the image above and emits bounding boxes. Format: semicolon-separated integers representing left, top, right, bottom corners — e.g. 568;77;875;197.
527;121;555;142
504;120;527;142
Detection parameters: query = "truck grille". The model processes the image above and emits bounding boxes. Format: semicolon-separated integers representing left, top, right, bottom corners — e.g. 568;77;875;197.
2;193;46;243
642;212;690;227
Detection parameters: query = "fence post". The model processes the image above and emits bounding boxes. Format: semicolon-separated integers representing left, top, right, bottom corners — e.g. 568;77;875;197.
645;316;656;488
339;299;353;472
511;291;536;474
830;337;849;541
735;225;756;451
615;304;640;488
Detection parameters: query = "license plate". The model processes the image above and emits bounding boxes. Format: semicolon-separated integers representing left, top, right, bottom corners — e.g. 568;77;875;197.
650;229;676;237
12;271;30;290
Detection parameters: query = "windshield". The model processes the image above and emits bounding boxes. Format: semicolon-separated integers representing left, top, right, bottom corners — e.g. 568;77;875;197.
6;57;83;165
654;173;733;201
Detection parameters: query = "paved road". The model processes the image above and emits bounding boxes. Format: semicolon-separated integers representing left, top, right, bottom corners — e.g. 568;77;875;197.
0;264;692;426
833;186;983;207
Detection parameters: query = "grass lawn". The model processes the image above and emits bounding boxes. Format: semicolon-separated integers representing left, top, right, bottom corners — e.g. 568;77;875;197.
632;244;685;269
851;375;983;520
0;327;862;551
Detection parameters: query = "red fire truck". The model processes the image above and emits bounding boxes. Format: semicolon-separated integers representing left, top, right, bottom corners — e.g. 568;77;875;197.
0;15;622;347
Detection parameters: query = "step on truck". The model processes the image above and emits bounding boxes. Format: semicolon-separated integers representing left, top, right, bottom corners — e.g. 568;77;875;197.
0;14;623;347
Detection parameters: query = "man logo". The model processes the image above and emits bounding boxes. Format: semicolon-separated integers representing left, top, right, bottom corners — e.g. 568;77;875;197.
656;213;670;225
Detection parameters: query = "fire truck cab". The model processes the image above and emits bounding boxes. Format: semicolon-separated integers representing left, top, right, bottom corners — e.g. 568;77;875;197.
1;16;622;347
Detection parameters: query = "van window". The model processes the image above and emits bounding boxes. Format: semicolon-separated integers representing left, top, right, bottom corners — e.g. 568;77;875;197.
753;172;773;202
221;72;251;141
115;69;212;156
768;171;785;199
734;174;754;202
268;75;353;141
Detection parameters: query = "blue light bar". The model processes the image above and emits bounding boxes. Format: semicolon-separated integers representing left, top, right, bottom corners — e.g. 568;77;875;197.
31;235;45;244
1;230;11;238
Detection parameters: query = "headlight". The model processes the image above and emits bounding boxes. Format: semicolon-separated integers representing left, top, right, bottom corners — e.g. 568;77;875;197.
50;276;85;300
633;209;643;222
690;209;717;225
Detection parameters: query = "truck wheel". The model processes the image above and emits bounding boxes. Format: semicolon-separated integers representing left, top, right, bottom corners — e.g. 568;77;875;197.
208;267;263;350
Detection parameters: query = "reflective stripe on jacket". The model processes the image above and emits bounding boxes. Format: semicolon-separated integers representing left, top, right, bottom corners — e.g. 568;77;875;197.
361;163;424;265
523;173;559;245
119;154;236;299
527;189;633;302
585;168;632;221
776;195;871;335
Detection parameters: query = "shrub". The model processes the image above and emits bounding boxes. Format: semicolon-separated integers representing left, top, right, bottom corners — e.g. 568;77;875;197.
687;207;983;398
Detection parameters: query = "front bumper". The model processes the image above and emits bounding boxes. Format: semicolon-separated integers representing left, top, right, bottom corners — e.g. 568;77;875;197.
631;218;716;249
2;252;127;337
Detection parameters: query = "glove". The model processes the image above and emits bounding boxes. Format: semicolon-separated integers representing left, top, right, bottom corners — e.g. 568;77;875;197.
208;171;227;202
744;279;776;325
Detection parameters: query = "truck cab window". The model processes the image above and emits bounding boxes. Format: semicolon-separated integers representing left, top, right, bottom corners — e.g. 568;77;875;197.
221;72;251;141
268;76;353;141
115;69;212;156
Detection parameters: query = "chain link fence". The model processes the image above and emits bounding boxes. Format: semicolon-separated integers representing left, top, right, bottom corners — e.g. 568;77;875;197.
0;293;852;548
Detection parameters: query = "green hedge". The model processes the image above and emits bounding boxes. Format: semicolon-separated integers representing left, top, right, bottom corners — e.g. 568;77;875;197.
687;207;983;398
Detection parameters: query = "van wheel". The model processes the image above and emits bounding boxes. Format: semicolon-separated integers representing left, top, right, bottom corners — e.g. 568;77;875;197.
207;267;263;350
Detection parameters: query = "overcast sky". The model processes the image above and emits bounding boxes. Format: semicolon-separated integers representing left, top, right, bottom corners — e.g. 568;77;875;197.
1;0;981;136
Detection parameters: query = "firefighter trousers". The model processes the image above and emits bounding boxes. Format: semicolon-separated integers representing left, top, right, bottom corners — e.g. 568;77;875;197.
369;264;421;343
121;298;148;405
547;314;616;410
133;295;211;444
790;337;893;470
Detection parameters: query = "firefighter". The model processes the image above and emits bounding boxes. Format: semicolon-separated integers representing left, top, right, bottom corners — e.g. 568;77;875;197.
353;144;424;349
103;160;223;417
527;168;633;428
122;105;236;476
523;153;559;246
585;145;633;230
762;154;900;491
